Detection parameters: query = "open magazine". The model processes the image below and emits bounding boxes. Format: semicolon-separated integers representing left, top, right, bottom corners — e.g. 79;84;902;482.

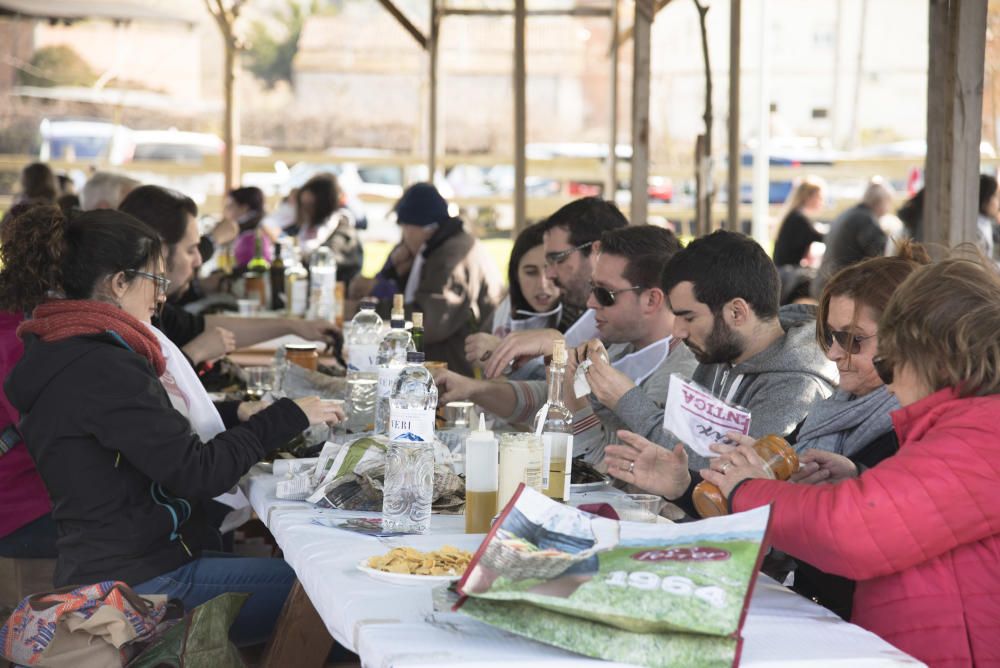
455;485;772;668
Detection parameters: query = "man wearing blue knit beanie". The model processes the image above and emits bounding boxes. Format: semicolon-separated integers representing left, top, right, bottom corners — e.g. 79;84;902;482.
364;183;503;375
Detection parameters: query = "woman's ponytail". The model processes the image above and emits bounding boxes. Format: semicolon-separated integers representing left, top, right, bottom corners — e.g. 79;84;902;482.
0;204;67;313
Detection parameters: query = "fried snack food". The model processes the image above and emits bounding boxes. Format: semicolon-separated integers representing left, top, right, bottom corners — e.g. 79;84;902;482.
366;545;474;576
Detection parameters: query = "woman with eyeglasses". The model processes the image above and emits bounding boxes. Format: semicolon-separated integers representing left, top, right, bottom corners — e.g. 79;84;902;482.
0;205;344;647
699;255;1000;666
463;221;562;379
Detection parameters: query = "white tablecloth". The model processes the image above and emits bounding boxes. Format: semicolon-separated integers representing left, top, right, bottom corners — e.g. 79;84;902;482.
243;470;924;667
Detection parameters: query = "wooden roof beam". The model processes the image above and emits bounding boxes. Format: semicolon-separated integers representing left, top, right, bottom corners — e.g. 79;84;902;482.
377;0;428;50
442;7;612;17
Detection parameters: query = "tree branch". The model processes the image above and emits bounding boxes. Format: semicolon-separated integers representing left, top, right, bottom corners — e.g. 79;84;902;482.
693;0;713;155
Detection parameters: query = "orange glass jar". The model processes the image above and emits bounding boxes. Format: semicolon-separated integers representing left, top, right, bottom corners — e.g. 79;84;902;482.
692;435;799;518
285;343;319;372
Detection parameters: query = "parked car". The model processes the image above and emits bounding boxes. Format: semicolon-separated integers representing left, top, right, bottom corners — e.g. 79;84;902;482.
38;117;132;164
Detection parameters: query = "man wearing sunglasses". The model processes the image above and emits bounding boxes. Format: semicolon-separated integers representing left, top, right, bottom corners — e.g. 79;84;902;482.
560;226;698;464
611;230;837;470
437;226;698;443
484;197;628;379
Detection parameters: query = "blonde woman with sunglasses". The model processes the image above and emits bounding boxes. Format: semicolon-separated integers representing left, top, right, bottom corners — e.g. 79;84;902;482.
702;254;1000;665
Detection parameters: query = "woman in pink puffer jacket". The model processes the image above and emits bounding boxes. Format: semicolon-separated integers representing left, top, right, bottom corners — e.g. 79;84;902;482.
705;257;1000;668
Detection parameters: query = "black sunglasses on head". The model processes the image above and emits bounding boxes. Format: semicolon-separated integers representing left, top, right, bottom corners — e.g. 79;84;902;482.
590;283;644;307
823;328;877;354
872;357;894;385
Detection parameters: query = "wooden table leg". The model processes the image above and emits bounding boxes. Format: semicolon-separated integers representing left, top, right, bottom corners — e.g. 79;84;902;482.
260;579;335;668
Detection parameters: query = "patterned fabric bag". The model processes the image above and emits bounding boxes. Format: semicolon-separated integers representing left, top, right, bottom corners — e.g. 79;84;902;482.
0;581;172;668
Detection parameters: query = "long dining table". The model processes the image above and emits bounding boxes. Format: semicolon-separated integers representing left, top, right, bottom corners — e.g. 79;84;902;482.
242;468;924;668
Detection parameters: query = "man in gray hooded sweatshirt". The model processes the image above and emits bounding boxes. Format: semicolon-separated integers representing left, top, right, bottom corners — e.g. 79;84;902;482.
614;230;838;469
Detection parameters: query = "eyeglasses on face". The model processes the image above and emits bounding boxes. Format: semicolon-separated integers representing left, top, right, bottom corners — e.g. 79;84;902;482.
544;241;593;267
127;270;171;295
872;356;894;385
823;328;877;354
590;283;644;307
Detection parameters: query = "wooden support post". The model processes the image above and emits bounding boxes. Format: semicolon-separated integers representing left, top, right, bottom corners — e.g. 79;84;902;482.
924;0;988;247
204;0;245;194
694;0;713;235
618;0;676;48
514;0;527;234
726;0;741;232
695;134;707;235
260;580;335;668
630;0;654;226
750;0;769;246
428;0;439;180
606;0;620;201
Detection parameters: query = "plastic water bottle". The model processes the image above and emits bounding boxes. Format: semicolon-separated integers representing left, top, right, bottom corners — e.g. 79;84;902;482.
375;294;415;435
388;351;437;442
307;246;337;321
382;351;438;534
345;300;382;432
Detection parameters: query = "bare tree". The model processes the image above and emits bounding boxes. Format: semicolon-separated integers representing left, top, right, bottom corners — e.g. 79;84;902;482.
693;0;714;235
204;0;246;193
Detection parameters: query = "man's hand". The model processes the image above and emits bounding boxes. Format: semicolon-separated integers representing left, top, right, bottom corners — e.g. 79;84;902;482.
211;218;240;246
605;430;692;500
484;329;562;379
182;326;237;365
434;369;479;404
790;449;858;485
580;340;633;410
389;244;414;277
465;332;502;367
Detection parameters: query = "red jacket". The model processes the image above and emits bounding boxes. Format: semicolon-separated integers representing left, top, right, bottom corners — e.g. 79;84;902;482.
0;311;51;538
732;387;1000;667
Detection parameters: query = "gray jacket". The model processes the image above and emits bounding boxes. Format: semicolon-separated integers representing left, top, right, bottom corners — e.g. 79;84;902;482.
615;304;838;469
573;342;698;465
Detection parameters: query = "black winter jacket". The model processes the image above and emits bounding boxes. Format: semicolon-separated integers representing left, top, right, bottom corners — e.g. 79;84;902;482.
5;332;307;587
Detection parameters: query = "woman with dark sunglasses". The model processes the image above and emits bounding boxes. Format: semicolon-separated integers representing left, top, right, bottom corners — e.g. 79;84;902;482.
701;255;1000;666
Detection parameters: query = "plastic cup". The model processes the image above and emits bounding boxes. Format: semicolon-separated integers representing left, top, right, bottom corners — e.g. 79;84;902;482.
617;494;665;523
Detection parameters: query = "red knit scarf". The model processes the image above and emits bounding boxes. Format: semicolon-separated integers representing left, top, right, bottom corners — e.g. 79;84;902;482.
18;300;166;376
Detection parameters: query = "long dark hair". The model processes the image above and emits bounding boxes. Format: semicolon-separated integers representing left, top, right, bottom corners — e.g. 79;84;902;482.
297;173;341;228
0;205;162;313
229;186;265;213
508;221;549;314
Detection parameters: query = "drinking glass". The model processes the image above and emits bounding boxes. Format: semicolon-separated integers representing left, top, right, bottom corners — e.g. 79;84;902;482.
245;366;275;400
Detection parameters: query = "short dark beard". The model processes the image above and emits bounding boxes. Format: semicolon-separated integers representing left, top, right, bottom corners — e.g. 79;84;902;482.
690;312;744;365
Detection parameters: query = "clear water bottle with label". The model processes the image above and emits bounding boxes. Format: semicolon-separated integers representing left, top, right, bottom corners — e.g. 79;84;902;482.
375;294;415;435
532;339;573;501
382;351;438;534
388;351;437;442
307;246;337;321
345;300;382;432
284;243;308;318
